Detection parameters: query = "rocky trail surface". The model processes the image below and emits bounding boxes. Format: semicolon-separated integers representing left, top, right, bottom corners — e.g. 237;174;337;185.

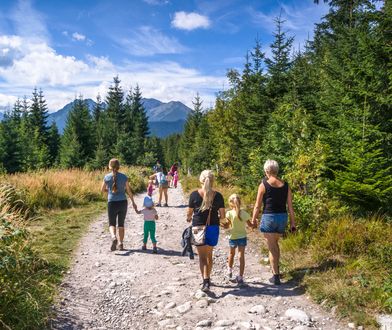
51;184;350;330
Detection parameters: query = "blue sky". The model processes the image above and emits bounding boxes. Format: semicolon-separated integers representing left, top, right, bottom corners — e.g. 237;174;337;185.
0;0;329;111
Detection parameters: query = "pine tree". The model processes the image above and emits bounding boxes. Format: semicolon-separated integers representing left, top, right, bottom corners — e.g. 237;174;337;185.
0;114;23;173
48;121;61;166
265;13;294;103
60;96;95;167
106;75;124;127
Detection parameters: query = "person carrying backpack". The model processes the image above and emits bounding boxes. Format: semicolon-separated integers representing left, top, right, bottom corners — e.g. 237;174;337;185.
150;167;169;207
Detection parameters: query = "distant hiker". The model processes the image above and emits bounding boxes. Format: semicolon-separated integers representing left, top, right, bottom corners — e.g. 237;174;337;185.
101;158;138;251
169;163;178;187
173;170;179;189
187;170;225;292
150;167;169;207
136;196;159;254
251;160;296;285
153;161;163;187
181;226;194;259
222;193;252;286
147;179;154;197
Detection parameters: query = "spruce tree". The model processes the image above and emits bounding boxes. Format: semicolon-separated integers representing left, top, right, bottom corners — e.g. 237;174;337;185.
60;96;95;168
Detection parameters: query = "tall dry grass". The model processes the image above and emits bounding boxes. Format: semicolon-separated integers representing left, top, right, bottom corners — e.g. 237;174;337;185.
1;167;147;210
0;166;147;329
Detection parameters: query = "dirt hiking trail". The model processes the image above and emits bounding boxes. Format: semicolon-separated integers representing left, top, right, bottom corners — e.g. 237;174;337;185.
51;183;348;330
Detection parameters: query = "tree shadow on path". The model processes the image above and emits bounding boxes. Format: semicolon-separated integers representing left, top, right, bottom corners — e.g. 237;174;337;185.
207;279;305;299
114;248;183;257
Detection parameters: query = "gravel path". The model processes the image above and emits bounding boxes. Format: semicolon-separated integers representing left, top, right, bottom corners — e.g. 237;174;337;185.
51;183;349;330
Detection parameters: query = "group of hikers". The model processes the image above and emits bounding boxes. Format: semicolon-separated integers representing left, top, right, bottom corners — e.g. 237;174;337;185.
101;158;296;292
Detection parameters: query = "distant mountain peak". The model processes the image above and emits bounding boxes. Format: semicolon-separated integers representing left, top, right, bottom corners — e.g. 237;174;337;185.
46;97;191;137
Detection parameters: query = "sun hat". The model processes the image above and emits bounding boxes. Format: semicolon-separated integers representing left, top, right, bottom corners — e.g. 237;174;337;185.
143;196;154;208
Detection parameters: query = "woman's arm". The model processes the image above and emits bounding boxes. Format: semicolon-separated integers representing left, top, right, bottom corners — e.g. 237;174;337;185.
101;180;107;194
219;208;226;221
149;173;157;180
125;180;138;211
287;187;296;231
186;208;193;223
251;183;265;226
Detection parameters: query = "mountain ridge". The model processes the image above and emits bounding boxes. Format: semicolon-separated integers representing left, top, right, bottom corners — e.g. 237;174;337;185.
47;98;191;137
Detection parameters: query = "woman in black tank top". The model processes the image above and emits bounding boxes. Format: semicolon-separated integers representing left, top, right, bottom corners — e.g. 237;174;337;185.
251;160;296;285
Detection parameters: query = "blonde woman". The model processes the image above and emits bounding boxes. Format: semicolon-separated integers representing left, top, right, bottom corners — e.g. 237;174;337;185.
101;158;138;251
251;160;296;285
187;170;225;292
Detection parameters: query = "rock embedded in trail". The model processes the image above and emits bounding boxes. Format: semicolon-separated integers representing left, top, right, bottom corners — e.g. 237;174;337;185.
196;299;209;308
176;301;192;314
215;319;234;326
196;319;213;327
248;304;266;315
284;308;311;323
165;301;177;309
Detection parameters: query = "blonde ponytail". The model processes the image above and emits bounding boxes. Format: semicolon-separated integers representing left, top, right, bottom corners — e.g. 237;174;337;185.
109;158;120;193
229;194;242;221
199;170;215;211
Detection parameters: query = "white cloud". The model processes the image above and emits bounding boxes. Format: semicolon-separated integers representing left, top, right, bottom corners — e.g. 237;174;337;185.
72;32;86;41
248;3;329;47
0;35;225;110
171;11;211;31
143;0;169;5
117;26;187;56
10;0;49;42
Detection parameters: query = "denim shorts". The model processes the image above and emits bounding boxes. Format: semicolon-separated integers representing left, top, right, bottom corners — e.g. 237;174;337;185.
260;213;288;234
229;237;247;248
205;225;219;246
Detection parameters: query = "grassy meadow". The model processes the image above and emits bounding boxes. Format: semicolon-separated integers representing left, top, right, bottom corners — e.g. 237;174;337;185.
181;175;392;329
0;167;147;330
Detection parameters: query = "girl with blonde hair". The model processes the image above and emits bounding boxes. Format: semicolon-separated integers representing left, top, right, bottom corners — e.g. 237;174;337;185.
224;194;252;285
187;170;225;292
101;158;138;251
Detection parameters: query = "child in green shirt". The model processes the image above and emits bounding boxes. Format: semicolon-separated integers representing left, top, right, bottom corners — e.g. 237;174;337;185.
224;194;252;285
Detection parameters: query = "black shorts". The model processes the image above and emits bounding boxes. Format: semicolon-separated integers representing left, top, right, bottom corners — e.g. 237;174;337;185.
108;200;128;227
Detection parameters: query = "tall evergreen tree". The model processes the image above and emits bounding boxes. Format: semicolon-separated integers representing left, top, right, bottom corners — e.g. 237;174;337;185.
60;97;95;168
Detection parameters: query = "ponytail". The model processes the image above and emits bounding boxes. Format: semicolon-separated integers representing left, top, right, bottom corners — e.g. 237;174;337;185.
199;170;215;211
108;158;120;193
229;194;242;221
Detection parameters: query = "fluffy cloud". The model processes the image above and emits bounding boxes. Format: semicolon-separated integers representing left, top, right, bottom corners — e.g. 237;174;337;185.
117;26;187;56
72;32;86;41
0;36;225;110
171;12;211;31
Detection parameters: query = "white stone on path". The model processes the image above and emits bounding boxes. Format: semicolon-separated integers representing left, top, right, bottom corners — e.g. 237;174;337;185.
248;305;266;315
194;290;208;300
176;301;192;314
284;308;310;323
196;299;209;308
293;326;310;330
348;323;355;329
158;319;174;327
165;302;176;309
196;319;212;327
108;281;116;289
377;314;392;330
216;320;234;326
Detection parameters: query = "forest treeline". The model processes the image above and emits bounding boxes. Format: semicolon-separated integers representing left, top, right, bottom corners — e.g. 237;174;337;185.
0;77;163;173
164;0;392;221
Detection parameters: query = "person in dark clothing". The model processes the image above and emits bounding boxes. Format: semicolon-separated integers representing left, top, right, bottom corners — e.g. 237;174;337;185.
181;226;194;259
187;170;225;292
251;160;296;285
